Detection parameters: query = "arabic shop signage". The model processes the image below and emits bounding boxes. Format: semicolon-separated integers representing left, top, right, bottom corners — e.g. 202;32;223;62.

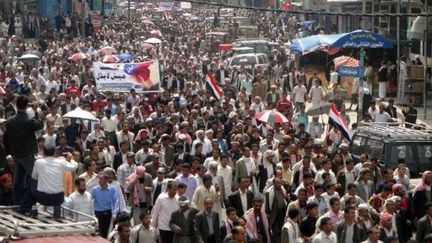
337;66;362;77
340;32;389;49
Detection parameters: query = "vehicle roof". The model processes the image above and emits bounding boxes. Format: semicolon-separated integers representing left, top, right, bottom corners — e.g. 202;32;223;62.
206;32;227;35
232;53;266;57
235;39;269;43
13;235;109;243
355;125;432;142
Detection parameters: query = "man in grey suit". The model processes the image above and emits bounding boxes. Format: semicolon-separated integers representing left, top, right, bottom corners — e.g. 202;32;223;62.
354;168;375;202
194;196;220;243
416;202;432;243
335;206;367;243
169;196;199;243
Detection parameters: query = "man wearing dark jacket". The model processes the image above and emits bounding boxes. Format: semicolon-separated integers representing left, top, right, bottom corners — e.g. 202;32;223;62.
194;197;220;243
4;95;44;213
335;206;367;243
228;176;254;218
169;196;199;243
416;202;432;243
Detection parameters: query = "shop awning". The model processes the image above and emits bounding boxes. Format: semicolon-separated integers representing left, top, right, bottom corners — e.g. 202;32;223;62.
290;33;345;55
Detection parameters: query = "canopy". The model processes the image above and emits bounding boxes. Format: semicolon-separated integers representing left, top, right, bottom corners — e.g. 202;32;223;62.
291;30;392;55
331;30;393;49
290;33;344;54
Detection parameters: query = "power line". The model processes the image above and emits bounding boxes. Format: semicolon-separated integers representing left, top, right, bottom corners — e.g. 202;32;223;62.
186;0;432;17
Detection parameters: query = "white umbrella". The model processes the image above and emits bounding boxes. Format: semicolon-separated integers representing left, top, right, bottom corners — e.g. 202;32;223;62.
63;108;99;121
144;37;162;44
19;54;40;62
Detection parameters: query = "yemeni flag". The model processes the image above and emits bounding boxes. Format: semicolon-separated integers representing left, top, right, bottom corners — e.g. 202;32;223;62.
328;103;353;141
206;71;223;100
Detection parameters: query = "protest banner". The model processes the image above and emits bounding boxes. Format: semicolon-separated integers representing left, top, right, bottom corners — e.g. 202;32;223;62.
93;60;160;93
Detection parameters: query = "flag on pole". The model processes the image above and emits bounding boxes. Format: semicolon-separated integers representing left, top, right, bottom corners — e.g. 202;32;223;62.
328;103;353;141
206;71;223;100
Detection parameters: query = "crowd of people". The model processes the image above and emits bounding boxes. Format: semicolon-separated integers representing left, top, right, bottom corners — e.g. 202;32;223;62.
0;3;428;243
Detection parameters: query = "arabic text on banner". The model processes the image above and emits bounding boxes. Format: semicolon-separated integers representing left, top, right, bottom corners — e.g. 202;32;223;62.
93;61;160;93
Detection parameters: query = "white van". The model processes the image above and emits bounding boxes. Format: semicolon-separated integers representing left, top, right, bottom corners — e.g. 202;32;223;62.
229;53;269;70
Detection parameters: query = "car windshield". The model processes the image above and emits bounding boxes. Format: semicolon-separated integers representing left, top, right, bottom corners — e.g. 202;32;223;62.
365;139;384;160
230;56;256;66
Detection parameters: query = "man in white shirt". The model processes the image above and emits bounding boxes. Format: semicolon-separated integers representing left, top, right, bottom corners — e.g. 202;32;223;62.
101;110;117;144
218;155;233;197
312;217;337;243
362;226;383;243
43;124;57;147
68;177;94;221
191;130;212;156
32;147;78;219
373;104;392;123
292;81;307;110
281;207;301;243
135;140;153;165
308;80;325;107
151;180;179;243
315;160;337;185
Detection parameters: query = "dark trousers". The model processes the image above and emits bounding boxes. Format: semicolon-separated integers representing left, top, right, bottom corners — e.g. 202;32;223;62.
159;229;174;243
95;210;112;239
34;190;64;218
207;234;216;243
14;156;36;211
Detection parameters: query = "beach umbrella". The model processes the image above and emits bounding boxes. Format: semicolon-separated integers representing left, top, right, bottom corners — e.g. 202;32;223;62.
142;43;155;49
19;54;40;63
26;50;43;57
117;53;134;61
333;55;359;68
63;108;99;121
98;46;117;55
255;110;289;126
68;53;91;61
144;37;162;44
102;54;120;63
150;30;162;37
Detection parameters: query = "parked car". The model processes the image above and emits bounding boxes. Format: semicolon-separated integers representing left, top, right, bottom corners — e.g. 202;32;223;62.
229;53;269;70
233;39;278;54
351;124;432;177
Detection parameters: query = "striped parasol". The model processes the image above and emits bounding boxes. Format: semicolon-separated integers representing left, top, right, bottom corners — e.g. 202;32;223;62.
255;110;289;126
98;46;117;55
333;55;359;68
150;29;162;37
68;52;91;61
102;54;120;63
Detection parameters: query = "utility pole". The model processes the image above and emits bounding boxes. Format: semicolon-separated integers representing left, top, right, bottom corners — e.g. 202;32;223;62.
424;0;428;118
128;0;131;22
362;0;366;29
396;0;400;103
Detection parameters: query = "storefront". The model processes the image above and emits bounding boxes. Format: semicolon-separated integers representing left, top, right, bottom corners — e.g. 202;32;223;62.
0;0;38;16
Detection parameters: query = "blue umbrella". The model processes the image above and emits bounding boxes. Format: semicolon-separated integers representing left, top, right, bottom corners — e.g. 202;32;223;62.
117;53;134;61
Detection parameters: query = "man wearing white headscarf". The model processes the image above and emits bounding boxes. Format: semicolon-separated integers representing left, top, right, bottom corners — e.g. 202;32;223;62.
169;196;200;243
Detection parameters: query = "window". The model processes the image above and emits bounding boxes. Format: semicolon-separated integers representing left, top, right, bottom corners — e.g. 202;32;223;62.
257;55;265;64
417;144;432;164
352;136;363;156
365;139;384;160
230;56;256;66
390;144;414;164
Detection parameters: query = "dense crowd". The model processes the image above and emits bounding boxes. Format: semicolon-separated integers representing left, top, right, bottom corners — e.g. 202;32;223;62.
0;4;428;243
